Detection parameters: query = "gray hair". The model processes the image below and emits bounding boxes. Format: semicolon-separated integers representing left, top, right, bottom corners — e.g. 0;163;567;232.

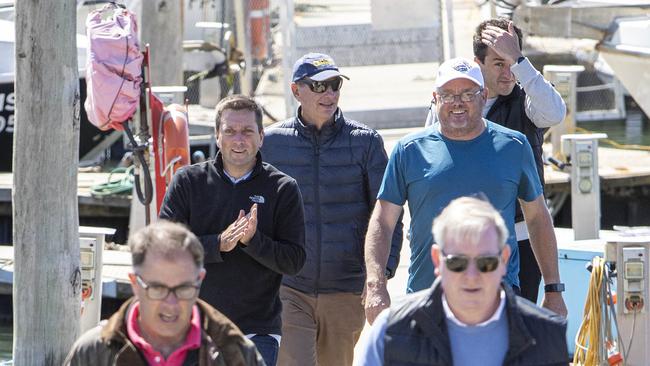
129;220;204;269
432;196;509;251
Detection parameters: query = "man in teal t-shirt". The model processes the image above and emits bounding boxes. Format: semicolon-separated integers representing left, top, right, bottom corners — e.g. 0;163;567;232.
363;57;566;325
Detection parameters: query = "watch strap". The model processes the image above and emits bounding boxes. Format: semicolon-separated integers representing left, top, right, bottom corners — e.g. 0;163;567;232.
544;283;565;293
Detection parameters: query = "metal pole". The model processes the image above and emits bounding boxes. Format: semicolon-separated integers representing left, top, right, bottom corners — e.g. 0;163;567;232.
234;0;254;95
279;0;297;117
440;0;455;60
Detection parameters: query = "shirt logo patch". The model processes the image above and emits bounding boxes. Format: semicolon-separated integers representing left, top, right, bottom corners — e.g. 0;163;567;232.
249;195;265;204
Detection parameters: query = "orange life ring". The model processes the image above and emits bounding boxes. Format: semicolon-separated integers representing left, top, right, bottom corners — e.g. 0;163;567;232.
161;104;190;185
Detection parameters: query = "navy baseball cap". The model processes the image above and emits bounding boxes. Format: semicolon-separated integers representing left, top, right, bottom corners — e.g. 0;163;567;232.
292;53;349;82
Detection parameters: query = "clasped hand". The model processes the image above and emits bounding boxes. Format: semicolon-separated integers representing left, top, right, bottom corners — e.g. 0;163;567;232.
220;204;258;252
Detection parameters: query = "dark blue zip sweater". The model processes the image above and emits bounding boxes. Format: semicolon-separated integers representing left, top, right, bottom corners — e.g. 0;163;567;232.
159;153;306;335
262;108;403;295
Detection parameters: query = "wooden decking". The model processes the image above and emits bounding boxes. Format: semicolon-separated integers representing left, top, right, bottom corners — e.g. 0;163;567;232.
543;146;650;193
0;172;131;217
0;243;134;299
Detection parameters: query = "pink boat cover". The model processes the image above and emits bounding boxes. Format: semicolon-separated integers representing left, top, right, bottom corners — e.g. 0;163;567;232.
85;5;143;131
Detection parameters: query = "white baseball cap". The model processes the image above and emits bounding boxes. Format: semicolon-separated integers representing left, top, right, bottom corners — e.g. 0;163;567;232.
435;58;484;89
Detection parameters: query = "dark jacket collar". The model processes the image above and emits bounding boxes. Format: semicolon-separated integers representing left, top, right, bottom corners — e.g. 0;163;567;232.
502;284;537;361
100;298;248;359
293;107;344;144
419;279;536;362
213;151;264;184
490;83;524;114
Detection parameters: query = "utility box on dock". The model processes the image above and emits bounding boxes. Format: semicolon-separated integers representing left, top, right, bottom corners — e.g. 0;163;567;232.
605;236;650;365
543;65;584;159
561;133;607;240
79;226;115;334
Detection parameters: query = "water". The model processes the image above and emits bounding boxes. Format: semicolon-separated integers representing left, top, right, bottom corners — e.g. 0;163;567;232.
579;110;650;147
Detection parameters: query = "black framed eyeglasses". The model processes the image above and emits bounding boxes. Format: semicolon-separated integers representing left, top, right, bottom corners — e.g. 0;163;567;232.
135;274;200;300
298;77;343;93
437;88;483;104
441;250;502;273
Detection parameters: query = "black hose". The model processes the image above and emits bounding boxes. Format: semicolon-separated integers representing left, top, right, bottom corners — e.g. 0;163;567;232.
122;123;153;205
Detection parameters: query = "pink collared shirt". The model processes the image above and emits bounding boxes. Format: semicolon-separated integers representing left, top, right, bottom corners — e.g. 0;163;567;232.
126;302;202;366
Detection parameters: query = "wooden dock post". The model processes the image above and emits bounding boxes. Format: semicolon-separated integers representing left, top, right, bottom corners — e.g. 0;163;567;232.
13;0;81;364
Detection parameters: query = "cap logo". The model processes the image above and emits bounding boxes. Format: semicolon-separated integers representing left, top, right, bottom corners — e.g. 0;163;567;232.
452;60;471;73
312;59;333;67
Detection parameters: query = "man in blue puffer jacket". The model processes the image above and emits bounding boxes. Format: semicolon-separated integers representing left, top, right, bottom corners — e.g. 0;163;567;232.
262;53;404;366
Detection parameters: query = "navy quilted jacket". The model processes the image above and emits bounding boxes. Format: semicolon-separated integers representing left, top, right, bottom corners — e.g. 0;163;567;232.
262;108;403;294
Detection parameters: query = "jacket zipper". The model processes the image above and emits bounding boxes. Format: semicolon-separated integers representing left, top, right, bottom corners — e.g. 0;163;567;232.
313;133;321;294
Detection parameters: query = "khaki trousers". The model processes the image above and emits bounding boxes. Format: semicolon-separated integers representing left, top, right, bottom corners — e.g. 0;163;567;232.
278;285;365;366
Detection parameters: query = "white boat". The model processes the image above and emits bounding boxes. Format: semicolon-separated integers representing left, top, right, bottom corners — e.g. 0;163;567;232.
513;1;650;117
597;15;650;118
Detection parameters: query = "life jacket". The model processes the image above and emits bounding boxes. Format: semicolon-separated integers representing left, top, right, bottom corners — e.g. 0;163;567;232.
84;4;143;131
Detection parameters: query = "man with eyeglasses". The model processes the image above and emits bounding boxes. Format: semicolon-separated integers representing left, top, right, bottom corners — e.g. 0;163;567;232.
426;19;566;305
364;57;567;325
261;53;403;366
355;197;568;365
159;95;306;366
65;221;265;365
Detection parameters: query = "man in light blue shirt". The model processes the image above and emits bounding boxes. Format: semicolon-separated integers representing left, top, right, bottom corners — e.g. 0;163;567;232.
354;197;568;365
363;57;566;325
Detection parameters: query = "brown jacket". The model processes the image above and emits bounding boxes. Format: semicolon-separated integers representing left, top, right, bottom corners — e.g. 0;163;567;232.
64;298;265;366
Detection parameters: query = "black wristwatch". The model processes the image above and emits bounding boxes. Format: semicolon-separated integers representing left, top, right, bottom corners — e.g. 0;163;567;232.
544;283;565;293
516;56;526;64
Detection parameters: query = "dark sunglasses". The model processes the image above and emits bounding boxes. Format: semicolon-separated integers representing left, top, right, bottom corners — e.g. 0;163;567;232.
441;250;502;273
298;77;343;93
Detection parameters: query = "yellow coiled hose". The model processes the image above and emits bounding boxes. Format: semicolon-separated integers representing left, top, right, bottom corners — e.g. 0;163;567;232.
573;256;620;365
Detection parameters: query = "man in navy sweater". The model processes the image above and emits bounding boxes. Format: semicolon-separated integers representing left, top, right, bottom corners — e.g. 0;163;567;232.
160;94;306;366
262;53;403;366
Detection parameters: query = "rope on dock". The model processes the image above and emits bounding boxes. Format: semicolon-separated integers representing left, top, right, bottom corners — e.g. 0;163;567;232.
574;126;650;152
89;166;134;197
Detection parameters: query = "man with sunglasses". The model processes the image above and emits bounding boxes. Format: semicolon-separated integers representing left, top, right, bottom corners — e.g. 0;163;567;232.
355;197;568;365
262;53;403;366
65;221;264;365
364;57;566;325
426;19;566;305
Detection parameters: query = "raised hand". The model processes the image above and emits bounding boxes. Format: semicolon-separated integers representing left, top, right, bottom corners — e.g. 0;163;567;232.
220;209;247;252
239;204;258;245
481;21;523;65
